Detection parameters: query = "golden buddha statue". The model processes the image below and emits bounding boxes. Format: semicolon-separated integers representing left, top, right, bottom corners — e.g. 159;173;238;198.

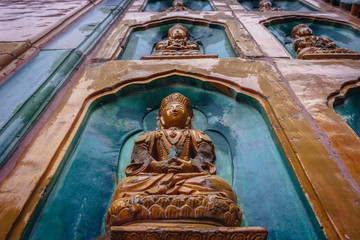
150;24;202;57
165;0;190;12
142;24;218;59
258;0;284;12
291;24;360;60
106;93;242;229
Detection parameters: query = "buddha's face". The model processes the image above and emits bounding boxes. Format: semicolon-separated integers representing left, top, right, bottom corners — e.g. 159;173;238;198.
169;28;187;40
259;0;272;9
173;0;185;8
162;103;190;128
295;25;313;37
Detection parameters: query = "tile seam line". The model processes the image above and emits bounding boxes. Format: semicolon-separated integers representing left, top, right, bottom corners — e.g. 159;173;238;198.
0;0;134;181
266;56;360;197
0;9;115;137
0;1;99;86
0;1;130;168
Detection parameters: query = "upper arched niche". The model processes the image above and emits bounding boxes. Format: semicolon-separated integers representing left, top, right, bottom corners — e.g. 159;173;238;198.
239;0;318;12
142;0;213;12
118;19;237;60
263;17;360;58
25;75;324;240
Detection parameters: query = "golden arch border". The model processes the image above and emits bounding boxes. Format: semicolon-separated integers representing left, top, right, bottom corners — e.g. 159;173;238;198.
8;69;338;239
108;16;241;60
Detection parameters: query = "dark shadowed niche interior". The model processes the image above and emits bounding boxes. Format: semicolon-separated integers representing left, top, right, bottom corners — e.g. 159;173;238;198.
24;75;325;240
118;20;236;60
334;86;360;137
264;18;360;58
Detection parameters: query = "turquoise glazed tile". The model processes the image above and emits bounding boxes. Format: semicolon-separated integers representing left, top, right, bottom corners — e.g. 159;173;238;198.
0;50;70;128
44;5;114;50
335;88;360;137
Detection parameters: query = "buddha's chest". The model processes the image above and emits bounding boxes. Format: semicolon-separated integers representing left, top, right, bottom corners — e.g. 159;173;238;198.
155;129;192;161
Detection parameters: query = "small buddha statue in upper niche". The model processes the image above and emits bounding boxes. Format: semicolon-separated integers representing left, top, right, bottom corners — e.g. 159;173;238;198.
141;24;218;59
291;24;360;60
165;0;190;12
106;93;242;229
258;0;284;12
150;24;202;57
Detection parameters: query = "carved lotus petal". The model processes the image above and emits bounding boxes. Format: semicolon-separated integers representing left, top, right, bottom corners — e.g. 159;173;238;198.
156;196;171;207
118;208;131;223
149;204;164;219
165;205;179;218
224;212;234;227
142;196;155;209
171;197;185;207
180;204;194;218
194;206;206;218
186;196;201;208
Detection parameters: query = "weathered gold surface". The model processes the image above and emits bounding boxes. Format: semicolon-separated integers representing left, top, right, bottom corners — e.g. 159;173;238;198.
110;224;268;240
106;93;242;228
274;58;360;239
0;41;31;57
291;24;360;59
0;41;31;69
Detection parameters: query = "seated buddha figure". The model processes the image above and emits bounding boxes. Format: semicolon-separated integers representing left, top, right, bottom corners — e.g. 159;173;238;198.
148;24;203;57
291;24;359;59
106;93;242;229
165;0;190;12
258;0;284;12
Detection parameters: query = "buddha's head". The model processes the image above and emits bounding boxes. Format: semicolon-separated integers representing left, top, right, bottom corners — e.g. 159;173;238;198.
172;0;186;9
159;93;193;129
291;24;313;39
168;24;189;41
259;0;272;10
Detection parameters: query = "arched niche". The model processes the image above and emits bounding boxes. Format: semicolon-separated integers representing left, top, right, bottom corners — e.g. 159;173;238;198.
143;0;213;12
239;0;318;12
25;75;324;240
263;17;360;58
118;19;237;60
333;83;360;137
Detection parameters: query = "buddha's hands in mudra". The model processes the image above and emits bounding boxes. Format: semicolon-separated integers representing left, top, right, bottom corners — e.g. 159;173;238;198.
149;157;200;173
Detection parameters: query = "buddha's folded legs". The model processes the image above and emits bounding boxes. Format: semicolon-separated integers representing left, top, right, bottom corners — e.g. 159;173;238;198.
112;173;236;202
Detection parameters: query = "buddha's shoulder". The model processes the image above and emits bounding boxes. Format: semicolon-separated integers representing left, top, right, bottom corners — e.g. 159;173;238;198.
189;129;212;143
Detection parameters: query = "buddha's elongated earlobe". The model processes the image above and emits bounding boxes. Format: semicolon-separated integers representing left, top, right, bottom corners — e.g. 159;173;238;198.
160;116;166;129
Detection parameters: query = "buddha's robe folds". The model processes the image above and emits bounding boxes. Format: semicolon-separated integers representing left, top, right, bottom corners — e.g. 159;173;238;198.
111;129;236;202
